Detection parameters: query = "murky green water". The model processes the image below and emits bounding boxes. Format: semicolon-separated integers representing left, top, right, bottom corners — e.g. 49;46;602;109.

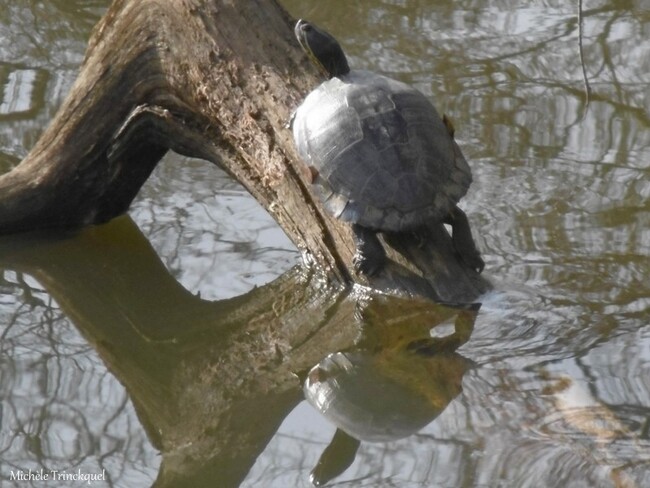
1;1;649;487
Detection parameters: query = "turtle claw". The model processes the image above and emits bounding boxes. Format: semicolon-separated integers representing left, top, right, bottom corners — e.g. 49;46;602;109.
351;224;386;276
285;110;297;130
461;251;485;274
353;251;385;276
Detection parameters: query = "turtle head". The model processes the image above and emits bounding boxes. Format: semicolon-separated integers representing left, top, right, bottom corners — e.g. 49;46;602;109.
295;20;350;79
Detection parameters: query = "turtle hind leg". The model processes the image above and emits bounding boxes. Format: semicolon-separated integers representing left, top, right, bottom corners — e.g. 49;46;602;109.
445;206;485;273
351;224;386;276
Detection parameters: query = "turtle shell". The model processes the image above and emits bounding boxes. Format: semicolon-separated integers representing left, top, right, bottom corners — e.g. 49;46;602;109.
292;70;472;232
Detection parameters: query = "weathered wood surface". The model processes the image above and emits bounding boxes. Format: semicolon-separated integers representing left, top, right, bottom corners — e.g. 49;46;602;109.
0;0;490;301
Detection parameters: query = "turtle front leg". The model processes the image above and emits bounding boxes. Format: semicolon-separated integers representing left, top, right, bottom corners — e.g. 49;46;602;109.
351;224;386;276
444;206;485;273
285;109;297;130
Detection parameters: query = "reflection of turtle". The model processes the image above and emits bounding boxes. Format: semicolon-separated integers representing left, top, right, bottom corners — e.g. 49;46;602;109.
304;298;480;486
292;19;484;275
304;350;470;442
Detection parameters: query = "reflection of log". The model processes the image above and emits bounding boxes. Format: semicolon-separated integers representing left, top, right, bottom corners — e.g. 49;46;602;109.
0;0;489;301
0;216;480;487
0;217;353;486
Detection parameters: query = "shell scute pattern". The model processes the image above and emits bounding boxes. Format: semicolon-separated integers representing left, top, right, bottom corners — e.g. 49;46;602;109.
293;70;472;232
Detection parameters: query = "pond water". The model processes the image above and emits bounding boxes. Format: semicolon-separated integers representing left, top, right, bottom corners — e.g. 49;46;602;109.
1;1;649;487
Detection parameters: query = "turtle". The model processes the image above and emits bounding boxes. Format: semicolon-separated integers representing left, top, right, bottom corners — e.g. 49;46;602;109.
291;19;484;276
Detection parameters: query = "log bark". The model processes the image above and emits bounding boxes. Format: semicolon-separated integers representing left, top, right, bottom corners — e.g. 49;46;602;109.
0;0;490;301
